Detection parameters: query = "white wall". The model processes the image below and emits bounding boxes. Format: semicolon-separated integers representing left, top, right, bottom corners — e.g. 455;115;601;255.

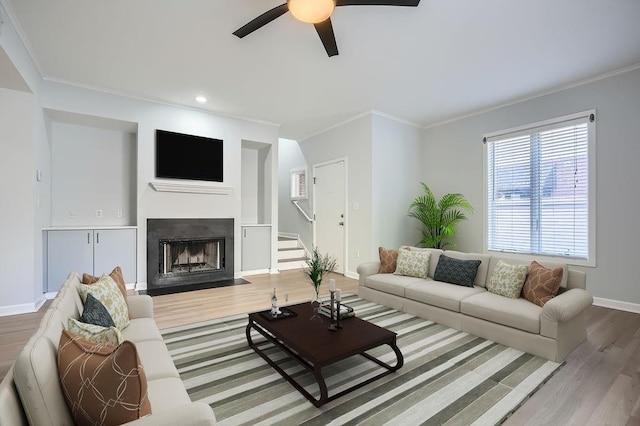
0;1;50;314
39;80;280;286
371;114;424;256
51;122;136;226
0;88;36;309
277;138;313;248
299;115;373;277
241;148;259;223
423;67;640;307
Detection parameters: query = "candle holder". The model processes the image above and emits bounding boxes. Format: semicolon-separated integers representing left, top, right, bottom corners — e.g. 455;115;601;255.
328;291;343;331
328;290;338;331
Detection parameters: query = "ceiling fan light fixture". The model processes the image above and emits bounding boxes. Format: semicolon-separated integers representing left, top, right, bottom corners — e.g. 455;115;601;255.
288;0;335;24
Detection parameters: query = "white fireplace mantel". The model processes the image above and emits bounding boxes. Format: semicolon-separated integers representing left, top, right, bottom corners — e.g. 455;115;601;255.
149;181;235;195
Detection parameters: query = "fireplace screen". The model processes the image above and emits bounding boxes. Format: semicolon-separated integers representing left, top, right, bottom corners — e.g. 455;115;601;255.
159;238;224;276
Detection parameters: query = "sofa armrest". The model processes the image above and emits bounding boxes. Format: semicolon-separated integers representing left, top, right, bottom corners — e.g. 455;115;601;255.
127;295;154;319
356;261;381;287
541;288;593;323
356;261;380;279
127;402;216;425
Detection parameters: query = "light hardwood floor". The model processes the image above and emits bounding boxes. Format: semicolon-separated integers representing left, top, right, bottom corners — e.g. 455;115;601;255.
1;271;638;425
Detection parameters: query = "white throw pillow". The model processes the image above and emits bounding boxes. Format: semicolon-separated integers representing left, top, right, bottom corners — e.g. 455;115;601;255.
78;274;129;329
394;249;430;279
487;260;529;298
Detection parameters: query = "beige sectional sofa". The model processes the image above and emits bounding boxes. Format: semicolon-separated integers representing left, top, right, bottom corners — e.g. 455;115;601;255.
0;272;216;426
357;248;593;362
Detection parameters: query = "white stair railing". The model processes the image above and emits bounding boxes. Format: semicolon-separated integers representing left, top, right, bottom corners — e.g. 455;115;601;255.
292;200;313;223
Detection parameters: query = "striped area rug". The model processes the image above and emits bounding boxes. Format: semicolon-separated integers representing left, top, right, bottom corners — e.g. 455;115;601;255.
162;295;562;425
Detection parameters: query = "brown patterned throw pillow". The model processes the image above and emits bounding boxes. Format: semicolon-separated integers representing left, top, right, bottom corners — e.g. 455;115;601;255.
378;247;399;273
83;266;127;300
58;329;151;426
522;261;564;307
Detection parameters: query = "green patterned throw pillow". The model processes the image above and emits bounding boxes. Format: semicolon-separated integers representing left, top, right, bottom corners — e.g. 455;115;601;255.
68;318;123;346
487;260;529;298
394;249;430;278
78;274;129;329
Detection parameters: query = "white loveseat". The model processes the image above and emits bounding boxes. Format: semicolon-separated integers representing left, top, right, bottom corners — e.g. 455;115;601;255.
0;272;216;426
357;248;593;362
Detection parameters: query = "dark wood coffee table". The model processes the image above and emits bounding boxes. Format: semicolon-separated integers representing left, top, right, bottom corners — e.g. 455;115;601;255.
246;302;403;407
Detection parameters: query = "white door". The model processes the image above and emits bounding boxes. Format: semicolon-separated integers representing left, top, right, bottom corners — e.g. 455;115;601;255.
314;160;346;274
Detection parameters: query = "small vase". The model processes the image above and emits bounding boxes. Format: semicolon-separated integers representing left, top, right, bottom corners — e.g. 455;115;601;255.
310;287;322;322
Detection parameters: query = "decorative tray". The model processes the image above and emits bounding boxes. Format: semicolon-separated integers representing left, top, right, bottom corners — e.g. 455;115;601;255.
258;307;298;321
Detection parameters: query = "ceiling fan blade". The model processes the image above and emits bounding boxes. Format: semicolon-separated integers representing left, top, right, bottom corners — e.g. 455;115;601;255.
314;18;339;57
336;0;420;6
233;4;289;38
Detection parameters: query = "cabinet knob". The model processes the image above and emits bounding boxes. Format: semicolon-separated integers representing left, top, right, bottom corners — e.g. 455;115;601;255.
87;233;90;244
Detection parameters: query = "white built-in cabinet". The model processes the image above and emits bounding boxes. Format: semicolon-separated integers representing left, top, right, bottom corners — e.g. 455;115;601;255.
45;227;137;292
241;225;271;271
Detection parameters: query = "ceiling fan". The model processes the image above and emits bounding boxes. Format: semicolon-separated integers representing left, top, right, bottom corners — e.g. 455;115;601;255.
233;0;421;57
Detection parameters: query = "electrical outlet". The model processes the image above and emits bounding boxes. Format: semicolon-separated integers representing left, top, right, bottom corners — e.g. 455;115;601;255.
355;250;360;258
353;202;360;210
96;210;103;218
117;211;123;219
69;210;77;218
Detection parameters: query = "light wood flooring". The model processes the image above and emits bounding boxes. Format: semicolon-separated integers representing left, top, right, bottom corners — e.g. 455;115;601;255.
1;270;638;425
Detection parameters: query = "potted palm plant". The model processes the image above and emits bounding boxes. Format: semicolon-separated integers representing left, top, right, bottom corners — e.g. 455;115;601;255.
408;183;473;249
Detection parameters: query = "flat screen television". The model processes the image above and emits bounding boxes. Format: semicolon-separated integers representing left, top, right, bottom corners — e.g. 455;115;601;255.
155;130;223;182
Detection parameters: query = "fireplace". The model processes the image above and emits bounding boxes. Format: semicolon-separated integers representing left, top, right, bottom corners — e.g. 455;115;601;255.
147;218;234;295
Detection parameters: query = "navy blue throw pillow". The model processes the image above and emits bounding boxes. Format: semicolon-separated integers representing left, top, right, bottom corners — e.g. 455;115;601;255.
433;254;482;287
81;293;116;328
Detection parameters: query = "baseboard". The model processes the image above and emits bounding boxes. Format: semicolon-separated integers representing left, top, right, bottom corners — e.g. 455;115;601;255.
241;268;270;276
0;294;47;317
593;297;640;314
345;271;359;280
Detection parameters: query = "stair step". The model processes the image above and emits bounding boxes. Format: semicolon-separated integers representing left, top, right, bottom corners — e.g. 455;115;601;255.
278;248;306;261
278;239;299;249
278;258;307;271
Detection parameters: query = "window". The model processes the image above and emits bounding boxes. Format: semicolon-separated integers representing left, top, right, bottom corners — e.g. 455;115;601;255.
484;111;595;265
290;168;307;200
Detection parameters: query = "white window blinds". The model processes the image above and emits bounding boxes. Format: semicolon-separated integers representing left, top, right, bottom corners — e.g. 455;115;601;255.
486;112;594;261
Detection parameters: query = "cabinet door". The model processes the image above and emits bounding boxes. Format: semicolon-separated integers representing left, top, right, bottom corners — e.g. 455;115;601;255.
241;226;271;271
93;229;137;284
47;230;94;292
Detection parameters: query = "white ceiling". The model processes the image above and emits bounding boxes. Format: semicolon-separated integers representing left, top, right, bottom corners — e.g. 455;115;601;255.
4;0;640;140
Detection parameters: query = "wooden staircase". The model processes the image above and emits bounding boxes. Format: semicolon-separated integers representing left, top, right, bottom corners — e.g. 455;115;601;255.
277;236;307;271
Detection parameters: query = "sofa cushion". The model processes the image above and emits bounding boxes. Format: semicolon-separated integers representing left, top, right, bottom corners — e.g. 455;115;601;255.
394;249;430;278
442;251;491;287
522;261;564;307
58;329;151;425
133;340;181;380
433;254;481;287
82;266;127;300
400;246;443;278
405;281;485;312
487;260;529;299
68;318;123;345
78;274;130;329
461;292;542;334
146;378;192;414
121;317;164;343
80;292;116;327
378;247;399;273
365;273;427;297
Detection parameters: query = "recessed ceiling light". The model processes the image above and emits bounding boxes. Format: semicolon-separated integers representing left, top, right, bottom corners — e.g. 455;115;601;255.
195;96;207;104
